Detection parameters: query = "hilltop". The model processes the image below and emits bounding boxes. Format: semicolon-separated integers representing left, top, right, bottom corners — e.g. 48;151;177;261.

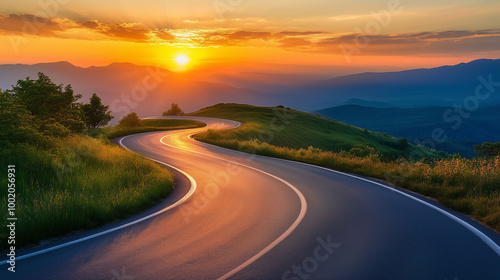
189;103;445;159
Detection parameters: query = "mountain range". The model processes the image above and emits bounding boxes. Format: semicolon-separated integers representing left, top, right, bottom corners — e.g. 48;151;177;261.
1;58;499;141
0;61;280;123
287;58;500;110
315;104;500;157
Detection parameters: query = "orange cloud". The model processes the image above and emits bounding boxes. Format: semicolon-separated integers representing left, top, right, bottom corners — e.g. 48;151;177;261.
0;14;67;37
315;30;500;55
2;13;500;56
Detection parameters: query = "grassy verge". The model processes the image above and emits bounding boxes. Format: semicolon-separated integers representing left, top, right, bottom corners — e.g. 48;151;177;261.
0;119;203;250
189;103;445;159
192;104;500;232
0;135;174;250
104;119;205;139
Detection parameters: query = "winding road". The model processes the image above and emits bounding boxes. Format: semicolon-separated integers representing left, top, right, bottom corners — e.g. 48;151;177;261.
2;116;500;280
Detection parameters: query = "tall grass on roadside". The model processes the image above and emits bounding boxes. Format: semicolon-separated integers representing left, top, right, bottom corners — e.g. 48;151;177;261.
194;136;500;232
0;135;173;249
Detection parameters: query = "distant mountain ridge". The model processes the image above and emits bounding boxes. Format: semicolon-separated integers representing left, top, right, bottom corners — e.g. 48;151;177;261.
0;61;280;123
288;58;500;110
1;58;500;122
315;104;500;157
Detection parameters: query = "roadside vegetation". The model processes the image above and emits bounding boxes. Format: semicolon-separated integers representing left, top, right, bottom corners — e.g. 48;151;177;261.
191;103;500;232
163;103;185;116
104;118;205;139
0;73;180;250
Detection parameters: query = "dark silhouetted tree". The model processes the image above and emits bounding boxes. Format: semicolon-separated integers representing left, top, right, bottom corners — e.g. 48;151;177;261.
474;142;500;158
119;112;141;128
163;103;184;116
82;93;114;129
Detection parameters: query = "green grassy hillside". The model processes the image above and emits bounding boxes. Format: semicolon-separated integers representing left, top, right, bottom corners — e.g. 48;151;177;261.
190;103;445;159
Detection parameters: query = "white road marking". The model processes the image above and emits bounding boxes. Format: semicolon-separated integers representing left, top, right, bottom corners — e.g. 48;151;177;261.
190;134;500;258
159;127;308;280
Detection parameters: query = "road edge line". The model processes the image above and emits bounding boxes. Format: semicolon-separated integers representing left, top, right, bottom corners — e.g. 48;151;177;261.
0;134;198;266
159;129;307;280
190;135;500;258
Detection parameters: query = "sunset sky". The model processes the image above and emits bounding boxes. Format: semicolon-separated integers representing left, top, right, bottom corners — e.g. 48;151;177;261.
1;0;500;74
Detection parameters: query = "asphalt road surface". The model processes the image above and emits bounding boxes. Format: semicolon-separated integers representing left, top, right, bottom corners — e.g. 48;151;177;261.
2;116;500;280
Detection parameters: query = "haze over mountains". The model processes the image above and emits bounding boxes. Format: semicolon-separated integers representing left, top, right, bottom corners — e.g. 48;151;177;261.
315;104;500;157
1;58;499;154
2;58;499;114
0;61;280;123
289;58;500;110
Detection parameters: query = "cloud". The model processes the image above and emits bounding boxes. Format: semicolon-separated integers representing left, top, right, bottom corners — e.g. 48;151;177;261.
328;14;371;21
225;31;278;41
314;30;500;55
279;31;327;36
0;14;158;43
0;13;66;37
96;23;150;42
279;38;313;48
1;13;499;56
80;20;99;29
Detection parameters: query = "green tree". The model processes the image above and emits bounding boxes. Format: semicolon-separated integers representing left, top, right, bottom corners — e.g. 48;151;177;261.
0;90;41;146
474;142;500;158
8;72;84;133
163;103;184;116
81;93;114;129
119;112;141;128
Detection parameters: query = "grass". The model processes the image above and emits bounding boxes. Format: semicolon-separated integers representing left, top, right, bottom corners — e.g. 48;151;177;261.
190;103;445;159
0;119;204;250
191;103;500;232
0;135;174;250
104;119;205;139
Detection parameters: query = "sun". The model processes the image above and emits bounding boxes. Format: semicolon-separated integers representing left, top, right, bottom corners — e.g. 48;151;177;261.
175;54;190;66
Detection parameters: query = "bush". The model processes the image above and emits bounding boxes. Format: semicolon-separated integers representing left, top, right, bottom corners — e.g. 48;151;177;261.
163;103;184;116
119;112;141;128
474;142;500;157
8;72;85;133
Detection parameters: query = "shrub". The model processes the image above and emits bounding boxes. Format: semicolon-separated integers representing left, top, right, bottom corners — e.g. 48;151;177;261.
119;112;141;128
163;103;184;116
474;142;500;157
82;93;114;129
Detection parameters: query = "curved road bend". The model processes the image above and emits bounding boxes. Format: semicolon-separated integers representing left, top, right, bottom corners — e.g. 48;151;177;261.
1;116;500;280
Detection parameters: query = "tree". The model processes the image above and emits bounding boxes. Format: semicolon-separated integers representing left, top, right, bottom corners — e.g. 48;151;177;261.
8;72;84;133
163;103;184;116
0;90;41;146
81;93;114;129
119;112;141;128
474;142;500;158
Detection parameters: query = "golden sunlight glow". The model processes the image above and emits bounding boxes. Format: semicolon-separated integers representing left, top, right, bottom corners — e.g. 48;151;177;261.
175;54;190;66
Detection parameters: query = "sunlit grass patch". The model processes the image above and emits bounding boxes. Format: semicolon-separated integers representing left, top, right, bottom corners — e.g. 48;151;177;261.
0;135;174;249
